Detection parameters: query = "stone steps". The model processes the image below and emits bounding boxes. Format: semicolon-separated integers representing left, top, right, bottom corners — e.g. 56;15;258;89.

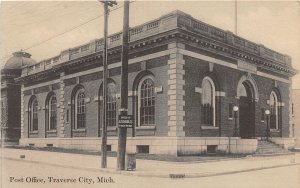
255;141;292;156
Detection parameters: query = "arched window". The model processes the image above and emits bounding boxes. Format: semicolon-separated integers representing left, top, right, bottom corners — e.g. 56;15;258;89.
270;91;279;129
46;94;57;130
29;97;38;131
75;89;86;129
201;77;215;126
107;82;116;127
138;76;155;126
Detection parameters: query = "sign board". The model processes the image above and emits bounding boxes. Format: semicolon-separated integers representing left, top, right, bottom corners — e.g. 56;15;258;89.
237;60;257;74
118;115;133;128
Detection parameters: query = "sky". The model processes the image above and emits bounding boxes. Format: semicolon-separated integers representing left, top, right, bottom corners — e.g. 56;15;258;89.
0;0;300;88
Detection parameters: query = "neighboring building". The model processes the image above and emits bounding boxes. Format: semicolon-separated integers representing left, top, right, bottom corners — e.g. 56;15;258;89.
292;89;300;147
10;11;297;155
1;51;36;143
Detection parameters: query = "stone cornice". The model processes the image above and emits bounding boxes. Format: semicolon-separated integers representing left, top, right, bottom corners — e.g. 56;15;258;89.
16;31;175;85
175;30;297;77
17;10;297;83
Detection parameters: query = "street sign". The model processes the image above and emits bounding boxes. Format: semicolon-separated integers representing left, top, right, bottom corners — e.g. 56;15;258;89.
118;115;133;128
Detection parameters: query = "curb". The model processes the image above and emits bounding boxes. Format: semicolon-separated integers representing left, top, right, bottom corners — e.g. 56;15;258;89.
3;156;300;179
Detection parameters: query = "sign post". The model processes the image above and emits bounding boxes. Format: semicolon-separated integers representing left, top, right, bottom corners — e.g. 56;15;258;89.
99;0;117;169
117;1;130;171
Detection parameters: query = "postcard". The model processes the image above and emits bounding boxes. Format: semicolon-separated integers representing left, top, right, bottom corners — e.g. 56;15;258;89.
1;1;299;188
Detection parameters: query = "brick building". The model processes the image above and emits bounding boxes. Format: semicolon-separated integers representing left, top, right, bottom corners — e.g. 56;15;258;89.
1;51;36;144
12;11;297;155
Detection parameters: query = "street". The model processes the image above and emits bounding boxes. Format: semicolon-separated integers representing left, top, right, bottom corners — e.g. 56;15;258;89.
1;158;299;188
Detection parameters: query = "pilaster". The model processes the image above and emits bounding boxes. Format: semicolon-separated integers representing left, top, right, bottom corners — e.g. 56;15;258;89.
20;85;25;138
289;78;293;138
59;72;66;137
167;42;185;137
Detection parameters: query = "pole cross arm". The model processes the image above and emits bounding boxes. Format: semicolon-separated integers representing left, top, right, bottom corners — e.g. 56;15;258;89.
99;0;118;7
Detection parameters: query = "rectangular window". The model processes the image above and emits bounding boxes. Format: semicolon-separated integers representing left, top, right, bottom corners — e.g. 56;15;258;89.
261;108;265;122
107;98;116;127
66;109;69;123
49;97;57;130
140;78;155;126
77;114;85;129
270;105;276;129
228;103;233;119
33;112;38;131
137;145;149;154
292;103;294;115
207;145;217;154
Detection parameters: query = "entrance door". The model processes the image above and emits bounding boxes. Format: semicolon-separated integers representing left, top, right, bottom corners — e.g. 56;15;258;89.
239;96;254;138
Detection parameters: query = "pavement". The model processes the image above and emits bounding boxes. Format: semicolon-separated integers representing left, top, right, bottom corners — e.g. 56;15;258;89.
1;148;300;178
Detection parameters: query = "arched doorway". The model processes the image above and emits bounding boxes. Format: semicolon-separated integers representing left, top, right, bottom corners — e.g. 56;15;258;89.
238;81;255;138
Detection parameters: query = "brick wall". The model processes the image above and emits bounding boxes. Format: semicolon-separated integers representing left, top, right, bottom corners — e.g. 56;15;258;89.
20;46;292;140
23;87;60;139
22;55;169;138
184;55;291;138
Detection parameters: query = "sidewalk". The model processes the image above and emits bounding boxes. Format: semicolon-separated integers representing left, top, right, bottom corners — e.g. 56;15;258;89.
1;148;299;178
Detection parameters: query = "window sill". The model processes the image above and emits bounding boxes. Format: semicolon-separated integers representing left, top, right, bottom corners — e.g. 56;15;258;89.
228;118;233;121
270;129;280;133
107;126;117;131
72;128;86;133
47;130;57;133
100;126;119;131
29;131;38;134
261;121;265;123
136;125;156;130
201;126;219;130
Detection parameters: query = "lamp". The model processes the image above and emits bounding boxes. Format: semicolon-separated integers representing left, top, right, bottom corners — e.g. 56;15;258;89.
233;105;239;137
265;109;270;141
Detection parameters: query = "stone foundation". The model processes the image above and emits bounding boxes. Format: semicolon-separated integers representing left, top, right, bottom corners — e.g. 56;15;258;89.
19;137;258;155
269;137;295;149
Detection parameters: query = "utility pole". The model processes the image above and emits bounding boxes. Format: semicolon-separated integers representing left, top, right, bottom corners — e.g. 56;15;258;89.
235;0;238;35
117;0;130;171
100;0;117;169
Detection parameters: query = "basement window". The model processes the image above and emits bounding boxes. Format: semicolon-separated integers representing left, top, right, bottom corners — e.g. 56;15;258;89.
46;144;53;147
207;145;217;154
29;143;35;147
107;145;112;152
137;145;149;154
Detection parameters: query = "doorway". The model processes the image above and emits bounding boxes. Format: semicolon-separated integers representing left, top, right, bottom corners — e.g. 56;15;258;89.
238;81;255;138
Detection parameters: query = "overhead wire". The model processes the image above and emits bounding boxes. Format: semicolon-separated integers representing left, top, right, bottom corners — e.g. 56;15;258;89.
1;1;136;62
22;2;126;51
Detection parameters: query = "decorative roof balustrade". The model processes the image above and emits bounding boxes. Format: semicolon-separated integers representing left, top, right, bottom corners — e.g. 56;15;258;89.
21;10;293;77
